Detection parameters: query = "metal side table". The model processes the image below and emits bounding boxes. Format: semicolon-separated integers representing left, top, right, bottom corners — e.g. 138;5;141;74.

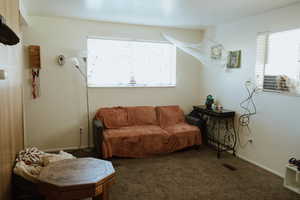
193;105;237;158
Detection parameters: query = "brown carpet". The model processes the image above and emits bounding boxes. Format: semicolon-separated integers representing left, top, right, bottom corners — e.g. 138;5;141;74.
109;147;300;200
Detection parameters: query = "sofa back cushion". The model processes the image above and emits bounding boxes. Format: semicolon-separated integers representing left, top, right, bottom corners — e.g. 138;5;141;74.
96;107;129;129
126;106;158;126
156;105;185;128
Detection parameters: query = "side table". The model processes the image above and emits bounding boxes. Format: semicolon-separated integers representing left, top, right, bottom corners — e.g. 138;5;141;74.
38;158;115;200
192;105;237;158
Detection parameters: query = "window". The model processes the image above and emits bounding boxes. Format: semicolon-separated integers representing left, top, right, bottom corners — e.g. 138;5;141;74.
87;38;176;87
256;29;300;95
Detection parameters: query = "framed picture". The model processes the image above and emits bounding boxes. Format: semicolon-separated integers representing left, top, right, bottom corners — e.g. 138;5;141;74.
211;45;223;60
227;50;241;68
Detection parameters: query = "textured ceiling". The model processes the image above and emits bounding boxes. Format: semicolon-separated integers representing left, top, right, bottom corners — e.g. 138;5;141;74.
24;0;300;28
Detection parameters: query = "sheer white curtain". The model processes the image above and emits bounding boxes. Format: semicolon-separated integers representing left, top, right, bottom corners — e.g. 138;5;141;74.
87;38;176;87
266;30;300;80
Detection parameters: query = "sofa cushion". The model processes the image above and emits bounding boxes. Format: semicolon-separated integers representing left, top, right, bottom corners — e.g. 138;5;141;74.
96;107;129;129
164;123;200;136
164;123;202;149
126;106;158;126
104;125;167;138
102;125;171;158
156;105;185;128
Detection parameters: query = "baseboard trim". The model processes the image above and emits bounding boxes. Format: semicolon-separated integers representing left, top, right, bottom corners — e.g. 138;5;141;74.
237;154;284;178
41;145;93;153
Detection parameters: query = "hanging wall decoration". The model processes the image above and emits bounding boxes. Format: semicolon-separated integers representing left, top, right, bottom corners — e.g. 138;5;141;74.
227;50;241;69
28;45;41;99
211;45;223;60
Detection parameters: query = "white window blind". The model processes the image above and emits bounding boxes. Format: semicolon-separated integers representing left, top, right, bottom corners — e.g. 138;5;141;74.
87;38;176;87
255;33;268;89
255;29;300;95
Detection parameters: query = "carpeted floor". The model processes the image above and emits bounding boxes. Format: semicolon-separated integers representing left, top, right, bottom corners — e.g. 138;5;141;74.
108;147;300;200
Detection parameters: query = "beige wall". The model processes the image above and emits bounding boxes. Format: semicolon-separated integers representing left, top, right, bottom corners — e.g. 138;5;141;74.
23;16;204;151
202;3;300;176
0;0;24;199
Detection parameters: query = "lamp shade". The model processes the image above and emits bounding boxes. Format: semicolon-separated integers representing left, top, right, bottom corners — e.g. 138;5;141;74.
0;15;20;46
69;57;80;67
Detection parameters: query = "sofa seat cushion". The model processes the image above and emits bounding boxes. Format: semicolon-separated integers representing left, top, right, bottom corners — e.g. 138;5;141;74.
156;105;185;128
164;123;202;150
126;106;158;126
96;107;129;129
102;125;173;158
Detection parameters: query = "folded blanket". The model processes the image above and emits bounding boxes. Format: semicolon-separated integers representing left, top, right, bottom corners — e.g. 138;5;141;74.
41;151;76;166
14;147;76;183
14;161;42;183
16;147;44;166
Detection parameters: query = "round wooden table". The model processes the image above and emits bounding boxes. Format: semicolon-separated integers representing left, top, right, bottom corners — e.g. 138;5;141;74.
38;158;115;200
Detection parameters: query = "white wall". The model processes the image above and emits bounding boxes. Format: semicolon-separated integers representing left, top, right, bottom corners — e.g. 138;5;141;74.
202;3;300;176
23;16;204;151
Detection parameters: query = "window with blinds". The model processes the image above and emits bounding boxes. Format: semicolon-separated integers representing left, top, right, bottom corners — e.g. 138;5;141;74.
87;38;176;87
255;29;300;95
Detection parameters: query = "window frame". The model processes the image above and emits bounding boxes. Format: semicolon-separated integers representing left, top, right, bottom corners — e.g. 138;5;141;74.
86;36;177;88
255;30;300;96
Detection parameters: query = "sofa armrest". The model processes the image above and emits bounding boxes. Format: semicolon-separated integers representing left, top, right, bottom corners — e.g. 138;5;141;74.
93;119;104;158
186;115;207;144
94;119;104;130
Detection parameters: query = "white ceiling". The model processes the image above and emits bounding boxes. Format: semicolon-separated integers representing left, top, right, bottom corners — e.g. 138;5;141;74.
24;0;300;29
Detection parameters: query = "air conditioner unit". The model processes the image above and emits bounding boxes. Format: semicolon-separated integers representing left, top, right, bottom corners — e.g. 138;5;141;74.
263;75;289;92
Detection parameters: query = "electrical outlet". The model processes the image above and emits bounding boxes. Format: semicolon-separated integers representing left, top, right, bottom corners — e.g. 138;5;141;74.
80;127;84;134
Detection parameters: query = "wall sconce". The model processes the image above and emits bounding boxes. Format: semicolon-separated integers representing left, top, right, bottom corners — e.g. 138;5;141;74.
57;51;87;66
57;55;66;66
0;69;7;80
56;55;86;80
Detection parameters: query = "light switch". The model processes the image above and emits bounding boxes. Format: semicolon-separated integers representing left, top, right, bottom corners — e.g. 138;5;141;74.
0;69;7;80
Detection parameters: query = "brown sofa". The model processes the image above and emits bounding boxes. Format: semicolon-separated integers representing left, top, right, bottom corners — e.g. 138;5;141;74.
93;105;203;158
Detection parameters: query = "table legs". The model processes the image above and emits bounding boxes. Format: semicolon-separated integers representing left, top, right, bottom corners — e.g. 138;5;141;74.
43;182;111;200
217;119;221;159
207;117;237;158
230;118;237;157
45;195;61;200
93;196;102;200
93;183;109;200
